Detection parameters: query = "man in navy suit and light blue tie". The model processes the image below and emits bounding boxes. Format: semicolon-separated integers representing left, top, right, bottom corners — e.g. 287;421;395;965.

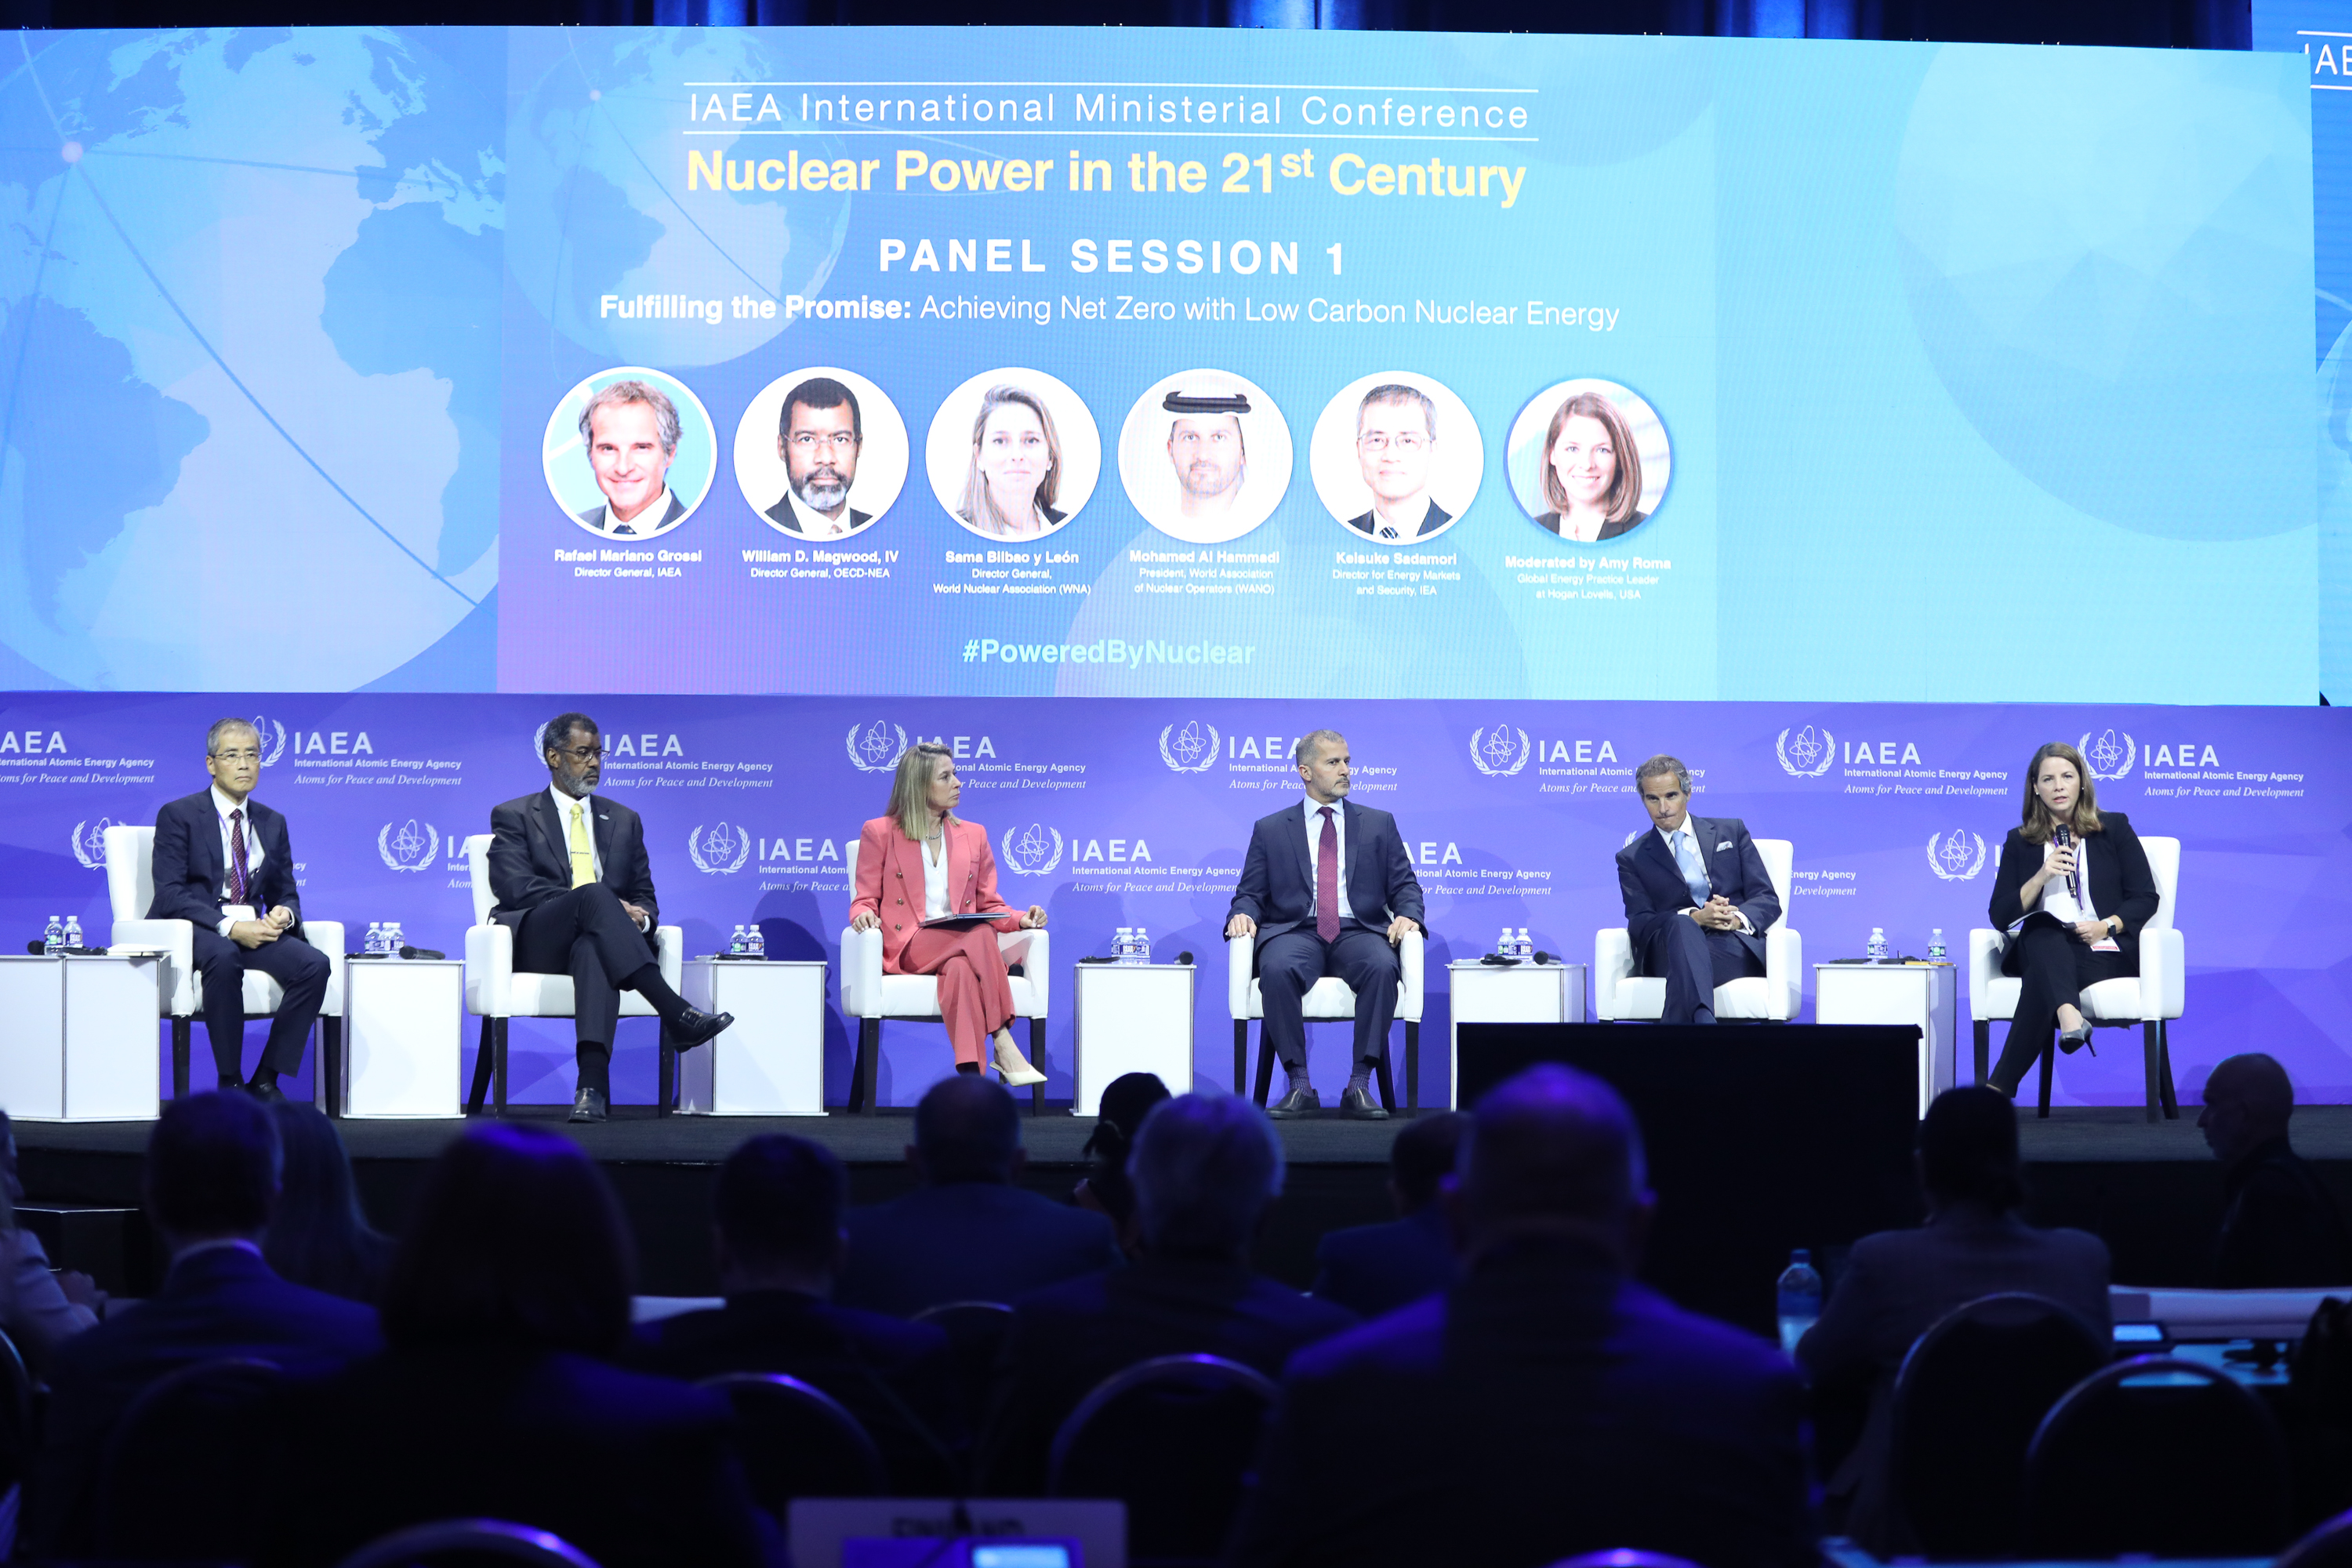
1226;729;1426;1120
1616;754;1779;1025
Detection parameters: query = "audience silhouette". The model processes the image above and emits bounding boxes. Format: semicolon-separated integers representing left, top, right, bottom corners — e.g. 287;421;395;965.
263;1103;395;1305
2203;1053;2352;1288
1309;1111;1465;1317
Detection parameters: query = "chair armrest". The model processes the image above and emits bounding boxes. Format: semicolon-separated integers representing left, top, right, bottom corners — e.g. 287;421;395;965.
112;918;194;1015
304;921;346;1018
1967;928;2007;1018
1593;928;1633;1021
840;924;884;1018
2140;926;2185;1021
465;922;512;1018
1000;924;1050;1017
655;925;683;990
1764;925;1801;1021
1229;931;1254;1021
1396;927;1425;1022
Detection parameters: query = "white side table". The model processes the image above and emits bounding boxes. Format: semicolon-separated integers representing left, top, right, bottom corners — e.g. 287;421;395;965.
1446;960;1585;1110
1813;961;1957;1117
339;958;462;1118
1074;962;1195;1116
0;954;162;1121
681;959;826;1116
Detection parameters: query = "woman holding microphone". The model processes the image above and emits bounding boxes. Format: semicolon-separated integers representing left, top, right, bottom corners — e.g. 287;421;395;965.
851;742;1048;1086
1984;741;2159;1098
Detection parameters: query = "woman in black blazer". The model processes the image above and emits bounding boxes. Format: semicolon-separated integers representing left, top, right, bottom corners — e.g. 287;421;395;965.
1984;741;2160;1098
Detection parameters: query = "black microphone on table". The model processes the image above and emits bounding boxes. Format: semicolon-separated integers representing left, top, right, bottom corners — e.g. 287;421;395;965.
2055;824;2081;902
1479;950;1555;967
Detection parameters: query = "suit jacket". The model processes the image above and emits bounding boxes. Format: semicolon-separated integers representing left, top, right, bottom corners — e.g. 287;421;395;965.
147;790;305;933
260;1342;774;1568
1345;499;1450;539
1616;815;1779;967
1795;1208;2111;1551
26;1246;382;1555
836;1183;1123;1319
1228;800;1425;962
851;816;1023;975
2212;1137;2352;1288
1987;811;2158;965
1226;1237;1814;1568
577;492;688;536
764;496;873;534
1309;1205;1456;1320
486;789;659;932
626;1289;964;1492
981;1256;1359;1494
1537;508;1646;542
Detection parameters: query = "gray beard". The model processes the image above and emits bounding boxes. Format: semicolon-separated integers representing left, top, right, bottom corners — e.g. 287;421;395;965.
797;474;849;512
557;776;597;799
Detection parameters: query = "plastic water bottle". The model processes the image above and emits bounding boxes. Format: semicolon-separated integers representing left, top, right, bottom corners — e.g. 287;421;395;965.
41;916;61;956
1928;928;1947;962
1133;926;1150;964
387;921;405;957
746;924;764;959
63;915;82;950
365;922;383;955
1777;1249;1824;1354
1516;927;1533;961
728;924;746;956
1497;924;1513;958
1867;927;1888;962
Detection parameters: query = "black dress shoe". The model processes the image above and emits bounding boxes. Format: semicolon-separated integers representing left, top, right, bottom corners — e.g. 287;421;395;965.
668;1008;735;1049
568;1086;608;1123
1339;1083;1390;1120
1268;1083;1321;1120
245;1079;288;1106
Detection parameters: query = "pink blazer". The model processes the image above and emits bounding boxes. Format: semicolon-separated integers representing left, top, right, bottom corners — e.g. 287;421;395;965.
851;815;1022;972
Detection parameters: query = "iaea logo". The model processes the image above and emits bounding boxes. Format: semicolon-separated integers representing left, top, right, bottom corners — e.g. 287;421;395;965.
1159;720;1220;773
1926;828;1987;881
248;715;287;768
1468;720;1530;777
2080;729;2136;781
1776;724;1834;778
70;818;115;870
846;720;909;774
1000;822;1065;876
688;822;753;874
378;819;439;873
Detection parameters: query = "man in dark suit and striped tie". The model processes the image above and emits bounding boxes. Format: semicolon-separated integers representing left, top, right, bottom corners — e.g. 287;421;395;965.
1614;753;1780;1025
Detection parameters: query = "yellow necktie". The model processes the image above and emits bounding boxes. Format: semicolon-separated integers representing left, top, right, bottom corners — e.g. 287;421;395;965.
568;800;594;888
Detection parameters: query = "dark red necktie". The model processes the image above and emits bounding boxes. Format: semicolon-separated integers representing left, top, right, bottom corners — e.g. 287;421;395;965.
1316;807;1341;942
229;809;252;906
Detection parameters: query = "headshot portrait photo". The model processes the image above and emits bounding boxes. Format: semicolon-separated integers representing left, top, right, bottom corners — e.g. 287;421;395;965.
1116;368;1294;546
924;368;1102;543
1507;378;1671;543
731;367;909;542
1307;372;1483;546
543;367;717;542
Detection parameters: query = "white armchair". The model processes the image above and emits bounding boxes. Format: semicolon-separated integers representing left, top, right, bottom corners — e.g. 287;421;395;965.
1227;926;1424;1112
1594;839;1800;1022
837;838;1051;1113
1969;835;2183;1122
102;823;345;1104
461;834;684;1116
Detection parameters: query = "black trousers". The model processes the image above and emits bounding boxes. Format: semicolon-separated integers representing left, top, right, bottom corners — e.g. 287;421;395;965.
1991;917;2137;1088
1638;915;1764;1023
191;927;329;1080
1257;924;1399;1070
513;884;659;1047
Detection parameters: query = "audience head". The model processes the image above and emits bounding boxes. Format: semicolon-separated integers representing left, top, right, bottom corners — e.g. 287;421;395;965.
381;1124;634;1356
1454;1065;1650;1264
1389;1112;1468;1216
1917;1087;2027;1213
263;1103;391;1301
911;1075;1024;1185
145;1090;282;1250
713;1134;848;1294
1130;1092;1286;1262
2201;1053;2297;1167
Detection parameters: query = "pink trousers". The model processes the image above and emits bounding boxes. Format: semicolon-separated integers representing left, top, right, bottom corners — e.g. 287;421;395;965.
887;924;1018;1065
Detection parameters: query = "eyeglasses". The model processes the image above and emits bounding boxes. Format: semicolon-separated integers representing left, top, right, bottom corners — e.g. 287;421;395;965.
552;745;605;763
1356;433;1428;454
789;432;861;453
209;750;261;764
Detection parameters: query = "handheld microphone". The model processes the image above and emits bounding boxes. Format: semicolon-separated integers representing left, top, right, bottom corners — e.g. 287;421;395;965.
1532;950;1554;966
1175;950;1194;966
2054;824;2080;902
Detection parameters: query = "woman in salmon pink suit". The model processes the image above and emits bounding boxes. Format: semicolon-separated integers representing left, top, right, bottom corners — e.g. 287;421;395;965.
850;741;1048;1085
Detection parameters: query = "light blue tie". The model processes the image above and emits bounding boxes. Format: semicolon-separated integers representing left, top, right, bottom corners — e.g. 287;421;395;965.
1671;829;1711;906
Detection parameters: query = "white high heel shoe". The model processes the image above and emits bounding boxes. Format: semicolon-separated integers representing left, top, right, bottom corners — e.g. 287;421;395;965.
994;1036;1047;1087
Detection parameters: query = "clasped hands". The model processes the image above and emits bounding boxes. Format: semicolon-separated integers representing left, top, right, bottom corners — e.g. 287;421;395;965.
1222;913;1420;948
229;906;298;949
849;904;1046;934
1686;895;1744;932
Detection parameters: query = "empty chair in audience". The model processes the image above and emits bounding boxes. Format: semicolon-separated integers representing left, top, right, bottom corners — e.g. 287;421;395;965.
1796;1085;2109;1553
835;1076;1120;1317
258;1123;773;1568
1226;1063;1814;1568
1309;1112;1466;1319
1073;1071;1172;1256
628;1133;964;1492
981;1092;1357;1496
24;1091;381;1559
2201;1053;2352;1287
263;1103;394;1305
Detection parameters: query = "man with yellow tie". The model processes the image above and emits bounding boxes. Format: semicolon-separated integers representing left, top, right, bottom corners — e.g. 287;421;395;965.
486;711;733;1122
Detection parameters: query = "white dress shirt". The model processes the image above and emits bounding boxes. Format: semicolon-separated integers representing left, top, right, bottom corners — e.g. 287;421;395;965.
786;489;858;538
2028;834;2118;949
919;832;953;919
1303;796;1363;924
548;786;650;932
1657;818;1752;935
211;786;267;938
598;487;676;537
